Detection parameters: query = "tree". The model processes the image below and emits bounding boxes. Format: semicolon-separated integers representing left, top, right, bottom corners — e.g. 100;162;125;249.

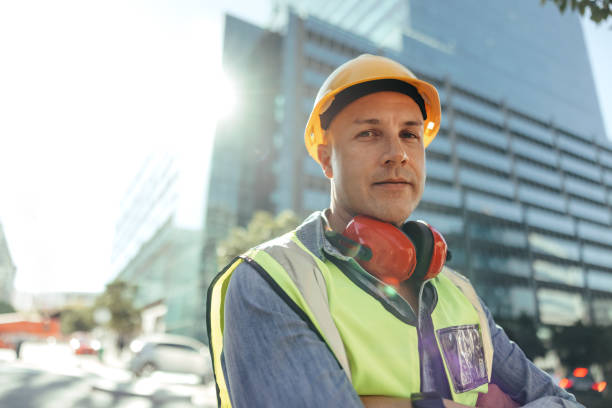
217;210;300;267
94;280;141;338
550;322;612;369
60;306;95;334
540;0;612;24
0;300;16;314
495;313;547;360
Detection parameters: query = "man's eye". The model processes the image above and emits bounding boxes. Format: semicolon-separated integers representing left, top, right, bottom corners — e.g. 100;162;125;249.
357;130;376;138
400;131;419;139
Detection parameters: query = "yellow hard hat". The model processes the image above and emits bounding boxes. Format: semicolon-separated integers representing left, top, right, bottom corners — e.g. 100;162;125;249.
304;54;441;163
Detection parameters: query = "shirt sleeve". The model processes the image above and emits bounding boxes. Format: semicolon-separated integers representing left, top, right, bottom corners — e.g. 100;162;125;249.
222;261;363;408
480;299;585;408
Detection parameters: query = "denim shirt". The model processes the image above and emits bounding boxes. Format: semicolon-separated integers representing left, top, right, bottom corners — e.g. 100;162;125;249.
221;212;583;407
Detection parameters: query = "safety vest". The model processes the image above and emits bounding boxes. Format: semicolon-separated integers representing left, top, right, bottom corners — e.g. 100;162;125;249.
207;231;493;407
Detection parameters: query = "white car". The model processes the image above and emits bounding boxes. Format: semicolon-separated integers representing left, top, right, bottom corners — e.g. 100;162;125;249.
129;333;213;382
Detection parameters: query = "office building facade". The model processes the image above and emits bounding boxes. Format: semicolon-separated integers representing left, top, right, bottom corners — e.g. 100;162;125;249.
0;222;16;304
202;2;612;328
112;154;204;340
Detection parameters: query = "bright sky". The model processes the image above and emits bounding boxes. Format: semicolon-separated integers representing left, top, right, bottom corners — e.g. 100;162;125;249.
0;1;610;297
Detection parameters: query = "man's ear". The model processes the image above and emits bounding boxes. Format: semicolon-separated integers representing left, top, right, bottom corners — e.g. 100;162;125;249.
317;143;333;179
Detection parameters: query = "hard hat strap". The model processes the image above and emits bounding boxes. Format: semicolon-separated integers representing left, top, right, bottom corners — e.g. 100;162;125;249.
319;79;427;130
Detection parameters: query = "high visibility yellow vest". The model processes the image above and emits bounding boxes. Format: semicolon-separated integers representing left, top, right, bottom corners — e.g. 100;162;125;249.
208;231;493;407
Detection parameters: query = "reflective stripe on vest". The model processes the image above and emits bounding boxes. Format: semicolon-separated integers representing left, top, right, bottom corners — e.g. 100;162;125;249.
207;231;493;407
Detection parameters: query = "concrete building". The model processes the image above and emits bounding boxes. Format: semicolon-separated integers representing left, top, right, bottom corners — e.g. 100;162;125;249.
201;2;612;328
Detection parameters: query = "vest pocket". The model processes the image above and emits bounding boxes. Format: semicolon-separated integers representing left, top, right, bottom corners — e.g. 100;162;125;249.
436;324;487;393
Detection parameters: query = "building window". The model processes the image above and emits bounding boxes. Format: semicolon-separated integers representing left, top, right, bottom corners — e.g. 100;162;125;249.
459;167;514;199
478;282;536;318
525;207;574;236
533;259;584;287
465;191;523;222
457;142;511;173
528;232;580;261
583;244;612;269
587;269;612;293
517;183;565;213
592;296;612;326
537;288;586;326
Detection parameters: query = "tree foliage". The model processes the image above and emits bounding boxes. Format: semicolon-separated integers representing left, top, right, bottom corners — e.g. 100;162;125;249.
0;300;16;314
495;313;547;360
60;306;95;335
551;322;612;369
541;0;612;24
94;280;141;337
217;210;300;267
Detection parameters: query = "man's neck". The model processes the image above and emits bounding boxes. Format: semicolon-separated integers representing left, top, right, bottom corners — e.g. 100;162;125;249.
324;207;352;233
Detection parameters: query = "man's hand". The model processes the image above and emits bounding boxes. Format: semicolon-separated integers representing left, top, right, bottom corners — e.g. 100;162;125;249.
360;396;472;407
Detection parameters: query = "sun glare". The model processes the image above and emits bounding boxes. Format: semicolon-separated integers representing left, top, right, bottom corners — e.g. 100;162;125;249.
208;71;237;122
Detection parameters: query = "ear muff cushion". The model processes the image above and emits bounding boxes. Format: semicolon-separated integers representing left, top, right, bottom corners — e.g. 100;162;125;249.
402;221;434;281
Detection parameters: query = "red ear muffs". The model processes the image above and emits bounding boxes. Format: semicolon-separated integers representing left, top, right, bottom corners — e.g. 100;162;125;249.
340;216;448;286
343;216;416;286
401;220;448;281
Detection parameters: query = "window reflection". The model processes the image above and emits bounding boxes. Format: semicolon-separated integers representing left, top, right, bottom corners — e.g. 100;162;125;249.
466;191;522;222
477;282;536;318
427;133;452;155
583;244;612;268
410;210;463;235
557;135;597;161
528;232;580;261
468;221;526;247
537;288;585;326
507;116;553;145
533;259;584;287
587;269;612;293
577;221;612;246
460;167;514;198
421;183;462;207
454;116;506;148
511;137;557;167
568;198;611;224
564;176;606;203
471;250;530;277
427;159;455;182
453;94;505;126
518;184;565;212
592;297;612;326
526;207;574;236
560;155;601;181
515;160;561;190
457;142;511;173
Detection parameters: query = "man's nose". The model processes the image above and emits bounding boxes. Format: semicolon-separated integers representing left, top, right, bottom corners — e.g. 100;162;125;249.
383;136;407;166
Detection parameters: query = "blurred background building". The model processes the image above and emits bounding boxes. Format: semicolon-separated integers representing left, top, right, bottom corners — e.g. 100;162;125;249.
0;222;16;305
111;153;204;340
201;0;612;329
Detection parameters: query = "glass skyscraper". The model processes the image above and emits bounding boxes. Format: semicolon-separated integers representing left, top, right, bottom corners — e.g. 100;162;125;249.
202;1;612;328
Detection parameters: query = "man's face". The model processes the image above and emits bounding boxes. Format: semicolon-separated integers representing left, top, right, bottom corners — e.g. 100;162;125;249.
318;91;426;226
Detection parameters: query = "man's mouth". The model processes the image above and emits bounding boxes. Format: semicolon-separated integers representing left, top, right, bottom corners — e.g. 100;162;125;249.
373;178;410;185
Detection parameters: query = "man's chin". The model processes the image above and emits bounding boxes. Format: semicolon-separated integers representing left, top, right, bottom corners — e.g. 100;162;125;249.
360;208;412;227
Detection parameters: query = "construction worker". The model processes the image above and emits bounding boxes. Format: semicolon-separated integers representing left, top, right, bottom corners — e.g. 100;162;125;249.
207;54;583;408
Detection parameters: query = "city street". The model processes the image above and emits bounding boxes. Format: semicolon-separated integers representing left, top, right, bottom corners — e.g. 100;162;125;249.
0;342;217;408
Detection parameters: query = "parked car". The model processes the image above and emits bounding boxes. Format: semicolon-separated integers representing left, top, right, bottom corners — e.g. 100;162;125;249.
69;334;101;355
559;367;607;397
129;333;212;382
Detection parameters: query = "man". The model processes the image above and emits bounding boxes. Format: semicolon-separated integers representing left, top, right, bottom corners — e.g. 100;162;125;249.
207;54;583;408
